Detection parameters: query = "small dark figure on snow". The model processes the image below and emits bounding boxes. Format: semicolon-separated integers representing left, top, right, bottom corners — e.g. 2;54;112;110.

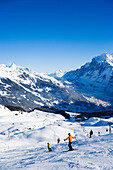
47;143;52;152
64;133;75;151
98;132;100;136
89;130;93;138
57;138;60;143
106;129;108;132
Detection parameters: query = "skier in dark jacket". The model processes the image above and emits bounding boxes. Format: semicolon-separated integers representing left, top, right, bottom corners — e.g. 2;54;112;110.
57;138;60;143
89;130;93;138
64;133;75;150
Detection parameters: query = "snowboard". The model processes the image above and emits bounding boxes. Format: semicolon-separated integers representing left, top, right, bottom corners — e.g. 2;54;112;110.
63;148;77;152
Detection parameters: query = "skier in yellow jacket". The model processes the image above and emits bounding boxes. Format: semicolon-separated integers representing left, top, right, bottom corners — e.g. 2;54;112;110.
47;143;52;151
64;133;75;150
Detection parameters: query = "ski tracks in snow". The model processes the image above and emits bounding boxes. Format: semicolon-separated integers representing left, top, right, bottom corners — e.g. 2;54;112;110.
1;135;113;170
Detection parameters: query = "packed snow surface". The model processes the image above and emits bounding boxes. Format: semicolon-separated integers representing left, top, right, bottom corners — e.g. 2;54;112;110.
0;105;113;170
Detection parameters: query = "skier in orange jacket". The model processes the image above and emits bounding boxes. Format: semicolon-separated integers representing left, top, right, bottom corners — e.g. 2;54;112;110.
64;133;76;150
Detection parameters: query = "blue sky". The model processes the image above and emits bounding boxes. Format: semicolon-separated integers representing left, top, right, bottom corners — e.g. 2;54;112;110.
0;0;113;73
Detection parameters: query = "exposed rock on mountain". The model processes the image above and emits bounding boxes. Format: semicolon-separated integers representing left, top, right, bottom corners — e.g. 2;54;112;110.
0;53;113;112
63;53;113;106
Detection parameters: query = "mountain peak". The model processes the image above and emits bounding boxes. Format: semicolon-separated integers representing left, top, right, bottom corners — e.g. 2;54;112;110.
93;53;113;66
56;70;64;77
93;52;108;62
48;70;64;78
9;63;19;70
9;63;17;67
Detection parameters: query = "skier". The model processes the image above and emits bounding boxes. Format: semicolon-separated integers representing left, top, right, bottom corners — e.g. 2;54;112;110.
89;130;93;138
57;138;60;143
64;133;75;151
98;131;100;136
47;143;52;152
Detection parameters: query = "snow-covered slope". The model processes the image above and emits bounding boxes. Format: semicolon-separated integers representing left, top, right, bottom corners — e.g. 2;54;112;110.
63;52;113;106
0;105;113;169
0;63;111;112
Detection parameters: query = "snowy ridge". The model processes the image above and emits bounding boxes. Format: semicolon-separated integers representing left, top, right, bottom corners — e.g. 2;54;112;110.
0;64;64;87
93;52;113;66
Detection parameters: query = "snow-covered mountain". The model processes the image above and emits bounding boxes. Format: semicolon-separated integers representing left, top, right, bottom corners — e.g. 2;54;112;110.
0;64;67;111
0;63;103;112
63;52;113;106
0;53;113;112
48;70;64;79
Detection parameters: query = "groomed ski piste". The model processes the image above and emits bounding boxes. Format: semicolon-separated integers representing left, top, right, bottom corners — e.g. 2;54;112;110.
0;105;113;170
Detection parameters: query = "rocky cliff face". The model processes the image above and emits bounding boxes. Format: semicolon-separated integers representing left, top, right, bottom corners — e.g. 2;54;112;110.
63;53;113;105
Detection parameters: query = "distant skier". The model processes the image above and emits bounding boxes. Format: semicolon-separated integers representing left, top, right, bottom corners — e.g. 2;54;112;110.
89;130;93;138
98;131;100;136
57;138;60;143
64;133;75;150
106;129;108;132
47;143;52;152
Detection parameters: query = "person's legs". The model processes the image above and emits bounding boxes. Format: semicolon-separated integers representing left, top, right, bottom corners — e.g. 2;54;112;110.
49;148;52;151
68;142;72;150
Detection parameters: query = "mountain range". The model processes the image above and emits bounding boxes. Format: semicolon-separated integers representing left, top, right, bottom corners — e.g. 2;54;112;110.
0;52;113;112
